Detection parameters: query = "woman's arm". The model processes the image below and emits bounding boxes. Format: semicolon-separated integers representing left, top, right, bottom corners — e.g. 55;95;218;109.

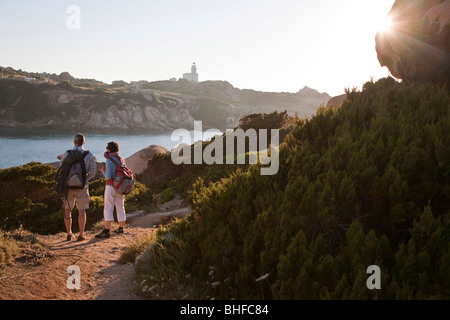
103;159;116;180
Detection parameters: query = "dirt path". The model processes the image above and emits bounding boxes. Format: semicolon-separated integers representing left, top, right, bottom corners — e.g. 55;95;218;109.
0;197;191;300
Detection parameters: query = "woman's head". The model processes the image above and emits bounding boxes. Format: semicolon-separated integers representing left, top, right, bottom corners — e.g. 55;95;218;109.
106;141;119;153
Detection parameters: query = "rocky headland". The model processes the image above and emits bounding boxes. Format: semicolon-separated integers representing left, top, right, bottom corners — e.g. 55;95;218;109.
0;67;331;132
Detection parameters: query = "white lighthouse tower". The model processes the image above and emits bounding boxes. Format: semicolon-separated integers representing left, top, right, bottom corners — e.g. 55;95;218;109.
183;62;199;83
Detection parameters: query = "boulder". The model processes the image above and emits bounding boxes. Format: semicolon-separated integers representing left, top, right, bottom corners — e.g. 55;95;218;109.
375;0;450;82
326;94;347;109
125;145;169;175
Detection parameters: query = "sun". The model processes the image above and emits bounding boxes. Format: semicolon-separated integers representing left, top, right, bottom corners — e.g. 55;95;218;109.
377;15;393;32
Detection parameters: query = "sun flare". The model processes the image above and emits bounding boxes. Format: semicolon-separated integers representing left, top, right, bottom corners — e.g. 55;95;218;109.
377;15;393;32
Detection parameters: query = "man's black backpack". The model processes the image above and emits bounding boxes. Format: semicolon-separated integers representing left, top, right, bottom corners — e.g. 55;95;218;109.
55;150;89;202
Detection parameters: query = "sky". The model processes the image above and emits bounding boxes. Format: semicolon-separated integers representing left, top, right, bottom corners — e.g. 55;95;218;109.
0;0;395;97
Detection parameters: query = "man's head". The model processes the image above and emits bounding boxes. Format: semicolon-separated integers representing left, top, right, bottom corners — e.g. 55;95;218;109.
74;133;85;147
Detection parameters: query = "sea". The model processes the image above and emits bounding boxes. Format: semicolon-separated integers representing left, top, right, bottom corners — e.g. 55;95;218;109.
0;128;222;169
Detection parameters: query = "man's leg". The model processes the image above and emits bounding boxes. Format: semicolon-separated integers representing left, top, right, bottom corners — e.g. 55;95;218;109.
78;209;86;237
64;208;73;237
64;192;76;240
75;186;89;240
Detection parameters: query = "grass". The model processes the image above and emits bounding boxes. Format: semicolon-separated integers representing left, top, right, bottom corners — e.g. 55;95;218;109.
0;227;50;277
131;222;206;300
118;230;156;264
160;187;175;204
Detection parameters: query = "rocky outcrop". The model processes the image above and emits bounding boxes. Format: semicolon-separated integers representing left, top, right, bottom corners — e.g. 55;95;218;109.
125;145;169;175
0;80;196;132
375;0;450;82
81;104;195;131
0;70;331;132
57;89;196;131
326;94;347;109
140;80;331;122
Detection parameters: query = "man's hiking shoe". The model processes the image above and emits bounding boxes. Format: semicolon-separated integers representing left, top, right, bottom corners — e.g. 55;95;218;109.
67;234;75;241
95;229;110;239
77;234;87;241
114;227;124;234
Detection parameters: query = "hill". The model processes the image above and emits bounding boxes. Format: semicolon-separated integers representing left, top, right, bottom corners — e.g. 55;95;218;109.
132;77;450;300
1;77;448;300
0;66;330;132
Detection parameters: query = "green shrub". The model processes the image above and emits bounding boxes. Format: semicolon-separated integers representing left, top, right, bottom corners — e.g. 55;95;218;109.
125;182;155;213
0;163;155;234
160;188;174;204
0;162;63;234
135;78;450;299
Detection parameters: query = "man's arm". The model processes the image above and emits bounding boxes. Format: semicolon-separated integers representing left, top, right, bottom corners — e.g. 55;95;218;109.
86;153;97;181
59;152;68;167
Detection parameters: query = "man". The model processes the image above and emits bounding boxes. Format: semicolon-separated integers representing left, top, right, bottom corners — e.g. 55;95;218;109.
59;133;97;241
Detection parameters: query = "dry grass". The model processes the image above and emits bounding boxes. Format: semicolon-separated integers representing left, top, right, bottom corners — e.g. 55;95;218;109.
118;230;156;264
0;227;51;277
131;223;202;300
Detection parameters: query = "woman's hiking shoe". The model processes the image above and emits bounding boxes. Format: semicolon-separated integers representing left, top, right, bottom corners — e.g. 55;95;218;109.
114;227;124;234
95;229;110;239
67;234;75;241
77;234;87;241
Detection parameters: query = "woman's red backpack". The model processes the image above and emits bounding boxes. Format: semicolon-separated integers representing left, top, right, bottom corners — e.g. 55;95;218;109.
109;157;135;195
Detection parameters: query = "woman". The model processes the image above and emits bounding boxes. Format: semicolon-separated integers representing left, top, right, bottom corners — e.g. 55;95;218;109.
95;141;126;238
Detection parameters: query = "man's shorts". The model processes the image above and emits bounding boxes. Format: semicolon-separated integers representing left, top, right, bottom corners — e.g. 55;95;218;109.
64;185;90;210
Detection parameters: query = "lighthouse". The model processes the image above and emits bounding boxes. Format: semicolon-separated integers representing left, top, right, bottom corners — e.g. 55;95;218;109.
183;62;199;83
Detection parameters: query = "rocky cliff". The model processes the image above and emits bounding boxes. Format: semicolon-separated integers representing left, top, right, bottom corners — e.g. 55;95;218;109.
375;0;450;82
143;80;331;126
0;79;196;132
0;68;331;132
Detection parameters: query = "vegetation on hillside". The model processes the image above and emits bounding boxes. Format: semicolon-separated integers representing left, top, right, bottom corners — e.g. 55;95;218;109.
138;110;291;196
0;79;151;122
0;66;329;132
135;78;450;300
0;162;155;235
1;76;448;300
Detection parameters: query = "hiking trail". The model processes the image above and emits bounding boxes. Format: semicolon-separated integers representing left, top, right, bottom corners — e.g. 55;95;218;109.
0;196;191;300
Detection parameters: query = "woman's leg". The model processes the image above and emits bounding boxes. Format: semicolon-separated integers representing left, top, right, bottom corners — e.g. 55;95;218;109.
104;185;116;227
115;192;126;228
